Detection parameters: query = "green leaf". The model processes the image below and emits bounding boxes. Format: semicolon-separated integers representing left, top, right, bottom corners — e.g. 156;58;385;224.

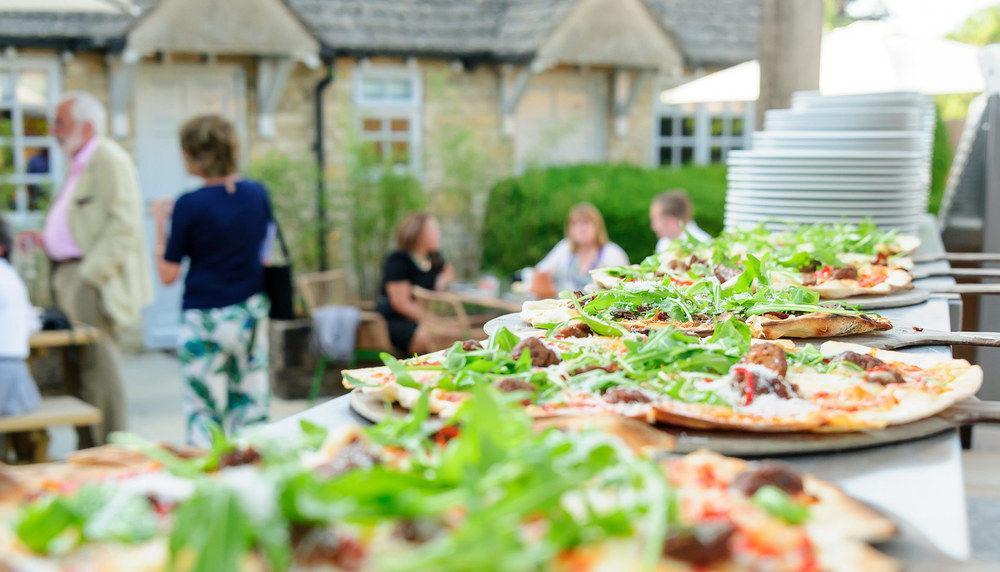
751;485;810;525
15;497;78;553
169;484;263;572
298;419;328;450
381;353;423;389
490;326;520;353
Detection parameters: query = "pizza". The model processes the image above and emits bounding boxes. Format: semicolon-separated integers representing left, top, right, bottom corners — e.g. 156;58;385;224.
520;277;893;341
0;388;897;571
594;222;919;300
343;319;981;433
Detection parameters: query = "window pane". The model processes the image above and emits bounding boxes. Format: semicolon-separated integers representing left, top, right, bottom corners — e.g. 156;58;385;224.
361;77;386;101
0;145;12;177
22;111;47;137
389;141;410;165
366;141;383;161
0;182;14;210
660;117;673;137
17;69;49;108
710;145;723;163
389;117;410;132
658;146;673;166
0;110;12;137
710;117;724;136
385;77;412;101
731;117;745;137
681;117;695;136
25;147;49;174
680;147;693;165
362;117;383;133
0;72;13;105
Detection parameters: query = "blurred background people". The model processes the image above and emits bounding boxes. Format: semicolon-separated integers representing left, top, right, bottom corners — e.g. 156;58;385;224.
650;189;710;253
0;215;42;461
376;213;455;355
0;214;41;417
531;203;628;298
153;114;273;448
38;91;151;447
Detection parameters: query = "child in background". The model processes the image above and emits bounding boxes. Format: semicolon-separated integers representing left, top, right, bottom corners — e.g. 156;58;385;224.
0;215;41;418
649;189;711;253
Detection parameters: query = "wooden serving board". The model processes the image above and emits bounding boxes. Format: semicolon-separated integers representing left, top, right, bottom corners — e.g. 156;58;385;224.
484;312;1000;351
350;391;1000;457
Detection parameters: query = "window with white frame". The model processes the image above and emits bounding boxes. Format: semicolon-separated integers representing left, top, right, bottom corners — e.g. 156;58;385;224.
0;55;62;222
353;65;421;171
655;101;754;167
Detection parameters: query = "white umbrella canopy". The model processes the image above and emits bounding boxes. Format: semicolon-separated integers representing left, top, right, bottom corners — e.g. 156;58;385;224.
660;21;985;105
0;0;135;13
820;21;984;95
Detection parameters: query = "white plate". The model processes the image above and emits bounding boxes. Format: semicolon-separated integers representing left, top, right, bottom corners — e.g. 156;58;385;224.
725;212;923;223
725;203;925;215
727;173;926;184
727;166;927;176
728;182;927;191
727;158;929;169
725;190;925;201
729;149;924;159
725;194;927;206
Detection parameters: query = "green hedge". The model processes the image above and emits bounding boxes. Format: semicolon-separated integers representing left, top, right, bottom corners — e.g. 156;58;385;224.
481;163;728;277
928;105;953;215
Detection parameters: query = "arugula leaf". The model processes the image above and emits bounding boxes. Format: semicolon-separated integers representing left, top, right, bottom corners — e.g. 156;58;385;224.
381;353;423;389
751;485;810;524
490;326;520;353
298;419;328;451
15;485;158;555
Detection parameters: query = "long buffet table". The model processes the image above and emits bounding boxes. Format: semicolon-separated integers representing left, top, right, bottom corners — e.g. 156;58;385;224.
261;215;973;563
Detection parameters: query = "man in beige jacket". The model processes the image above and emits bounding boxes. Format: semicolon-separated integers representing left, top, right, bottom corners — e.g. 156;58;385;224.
41;91;153;446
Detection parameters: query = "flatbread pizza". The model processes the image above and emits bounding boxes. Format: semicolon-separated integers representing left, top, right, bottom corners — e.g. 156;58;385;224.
520;275;893;341
595;221;920;300
343;320;981;434
1;388;897;571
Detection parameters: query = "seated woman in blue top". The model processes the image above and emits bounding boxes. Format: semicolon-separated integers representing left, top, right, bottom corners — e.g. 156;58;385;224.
152;114;273;448
376;213;455;355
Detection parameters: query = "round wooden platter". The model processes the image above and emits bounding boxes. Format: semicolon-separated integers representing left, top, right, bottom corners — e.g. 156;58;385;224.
349;390;993;458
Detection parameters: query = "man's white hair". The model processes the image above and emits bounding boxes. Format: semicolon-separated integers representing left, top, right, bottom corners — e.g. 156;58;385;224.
58;91;107;136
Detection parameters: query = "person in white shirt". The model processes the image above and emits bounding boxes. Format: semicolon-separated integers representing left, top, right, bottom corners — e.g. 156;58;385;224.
531;203;629;298
650;189;711;253
0;215;41;418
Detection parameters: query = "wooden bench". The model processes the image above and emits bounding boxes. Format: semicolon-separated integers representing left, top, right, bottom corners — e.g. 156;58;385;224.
0;396;103;463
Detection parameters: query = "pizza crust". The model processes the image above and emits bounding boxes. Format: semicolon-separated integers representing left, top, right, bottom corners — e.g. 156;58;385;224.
651;402;825;432
746;312;892;339
521;299;577;326
811;268;913;299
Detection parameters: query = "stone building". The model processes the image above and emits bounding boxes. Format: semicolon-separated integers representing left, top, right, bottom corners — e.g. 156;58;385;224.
0;0;758;346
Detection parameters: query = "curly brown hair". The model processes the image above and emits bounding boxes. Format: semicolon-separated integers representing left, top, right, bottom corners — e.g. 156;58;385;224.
179;114;238;178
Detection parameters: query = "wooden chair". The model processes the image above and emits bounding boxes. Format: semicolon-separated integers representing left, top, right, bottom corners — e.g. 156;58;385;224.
295;270;395;402
412;287;484;350
297;269;350;310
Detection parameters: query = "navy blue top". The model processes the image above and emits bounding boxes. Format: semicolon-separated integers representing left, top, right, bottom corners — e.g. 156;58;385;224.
164;179;273;311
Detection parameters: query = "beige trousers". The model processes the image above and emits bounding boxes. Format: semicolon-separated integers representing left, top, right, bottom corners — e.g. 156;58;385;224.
51;261;126;447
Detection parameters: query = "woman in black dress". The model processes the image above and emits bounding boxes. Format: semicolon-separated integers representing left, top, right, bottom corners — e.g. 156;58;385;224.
376;213;455;354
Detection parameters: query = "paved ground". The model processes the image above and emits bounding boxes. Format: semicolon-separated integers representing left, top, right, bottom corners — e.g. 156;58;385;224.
47;351;1000;564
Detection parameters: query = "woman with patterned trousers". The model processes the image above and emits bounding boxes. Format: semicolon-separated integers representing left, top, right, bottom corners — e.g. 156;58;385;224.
152;115;274;447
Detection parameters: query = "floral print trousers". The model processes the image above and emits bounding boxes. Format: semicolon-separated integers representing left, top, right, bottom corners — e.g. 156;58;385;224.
178;294;270;447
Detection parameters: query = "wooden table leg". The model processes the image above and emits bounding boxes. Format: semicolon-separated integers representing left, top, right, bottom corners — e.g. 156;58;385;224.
62;346;95;450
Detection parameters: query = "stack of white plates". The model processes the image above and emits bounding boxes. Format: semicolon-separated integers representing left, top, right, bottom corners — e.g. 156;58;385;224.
724;91;934;235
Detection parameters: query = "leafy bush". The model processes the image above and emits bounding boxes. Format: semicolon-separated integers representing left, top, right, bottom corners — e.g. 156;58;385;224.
246;152;321;272
929;105;953;215
481;163;728;277
335;141;425;301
